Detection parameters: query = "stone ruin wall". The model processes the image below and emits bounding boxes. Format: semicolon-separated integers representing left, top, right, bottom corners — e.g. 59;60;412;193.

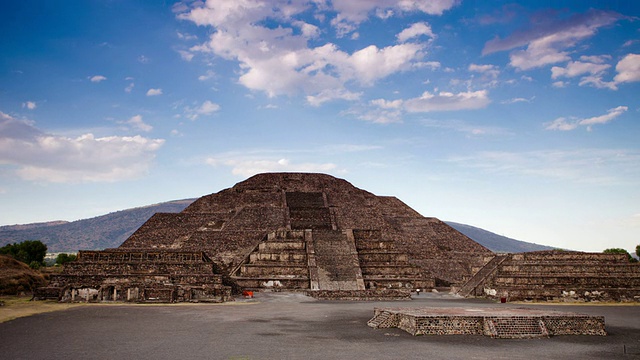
44;173;497;301
39;250;231;303
369;308;607;338
476;251;640;302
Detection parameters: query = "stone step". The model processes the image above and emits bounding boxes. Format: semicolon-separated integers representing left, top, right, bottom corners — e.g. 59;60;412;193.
493;276;640;286
249;252;307;263
258;241;306;251
357;252;409;262
360;266;421;276
367;310;395;328
232;277;310;290
483;317;548;339
493;287;640;300
240;264;309;277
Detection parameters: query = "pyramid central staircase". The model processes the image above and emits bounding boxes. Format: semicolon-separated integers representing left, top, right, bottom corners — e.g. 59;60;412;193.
231;191;426;297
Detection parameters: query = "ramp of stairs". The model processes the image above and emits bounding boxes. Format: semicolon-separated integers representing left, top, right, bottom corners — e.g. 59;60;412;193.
484;317;549;339
231;230;310;290
457;254;508;297
367;309;398;328
312;229;365;290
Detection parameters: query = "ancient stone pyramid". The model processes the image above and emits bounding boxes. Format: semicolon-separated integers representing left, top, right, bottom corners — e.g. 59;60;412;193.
120;172;491;290
40;172;640;303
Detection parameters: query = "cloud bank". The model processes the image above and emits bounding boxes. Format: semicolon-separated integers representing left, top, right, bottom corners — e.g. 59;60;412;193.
0;112;164;183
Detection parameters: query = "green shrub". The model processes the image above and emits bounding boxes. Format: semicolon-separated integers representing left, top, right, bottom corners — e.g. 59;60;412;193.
0;240;47;266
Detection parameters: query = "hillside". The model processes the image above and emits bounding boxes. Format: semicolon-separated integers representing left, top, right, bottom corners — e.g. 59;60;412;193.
0;200;194;252
0;254;46;295
1;198;554;254
446;221;555;253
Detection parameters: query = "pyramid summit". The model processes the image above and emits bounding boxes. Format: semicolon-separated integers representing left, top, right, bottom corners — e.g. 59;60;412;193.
41;173;490;302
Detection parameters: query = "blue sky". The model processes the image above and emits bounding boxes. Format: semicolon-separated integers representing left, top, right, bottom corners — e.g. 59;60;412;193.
1;1;639;253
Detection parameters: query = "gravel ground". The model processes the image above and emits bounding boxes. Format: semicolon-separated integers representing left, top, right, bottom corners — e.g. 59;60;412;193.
0;292;639;360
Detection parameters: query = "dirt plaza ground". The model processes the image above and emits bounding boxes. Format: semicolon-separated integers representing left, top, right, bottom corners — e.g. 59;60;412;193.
1;292;639;360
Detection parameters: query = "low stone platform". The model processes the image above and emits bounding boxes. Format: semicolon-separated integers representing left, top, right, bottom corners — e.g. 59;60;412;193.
307;289;412;300
368;307;606;338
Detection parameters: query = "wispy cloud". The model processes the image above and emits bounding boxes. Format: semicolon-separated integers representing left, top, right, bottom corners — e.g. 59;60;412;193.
22;101;37;110
125;115;153;132
90;75;107;83
545;106;628;131
185;100;221;120
205;154;337;177
404;90;491;112
447;148;640;185
125;82;135;93
501;96;534;104
421;119;509;136
483;10;623;70
397;22;435;43
146;88;163;96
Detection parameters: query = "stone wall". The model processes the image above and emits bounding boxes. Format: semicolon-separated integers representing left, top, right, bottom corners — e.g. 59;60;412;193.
368;307;607;338
464;250;640;302
39;250;230;303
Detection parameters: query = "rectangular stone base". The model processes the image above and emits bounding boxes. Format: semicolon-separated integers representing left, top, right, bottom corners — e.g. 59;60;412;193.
307;289;411;300
368;307;606;338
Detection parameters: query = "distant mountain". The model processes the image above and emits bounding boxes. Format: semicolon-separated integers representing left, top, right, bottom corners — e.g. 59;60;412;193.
1;198;555;254
0;200;194;252
446;221;556;253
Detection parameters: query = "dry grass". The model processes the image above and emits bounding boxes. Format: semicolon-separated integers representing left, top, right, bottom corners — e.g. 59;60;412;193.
0;255;46;295
0;296;81;323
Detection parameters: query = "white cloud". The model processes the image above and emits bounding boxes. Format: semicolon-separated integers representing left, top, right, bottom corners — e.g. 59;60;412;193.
293;20;320;39
125;82;135;93
614;54;640;84
501;97;533;104
306;88;361;107
551;60;610;79
330;0;459;34
126;115;153;132
205;156;336;177
550;55;615;90
185;100;221;120
370;99;403;109
469;63;500;78
421;119;508;136
397;22;435;43
198;70;216;81
146;88;163;96
447;148;640;185
578;75;617;90
178;50;195;61
404;90;490;112
483;10;622;71
22;101;37;110
90;75;107;83
579;106;628;128
351;107;403;124
177;1;434;105
545;106;628;131
176;31;197;41
544;117;579;131
197;100;220;115
0;112;164;183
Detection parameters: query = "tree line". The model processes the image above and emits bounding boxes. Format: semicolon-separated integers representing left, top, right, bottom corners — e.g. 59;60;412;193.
0;240;76;269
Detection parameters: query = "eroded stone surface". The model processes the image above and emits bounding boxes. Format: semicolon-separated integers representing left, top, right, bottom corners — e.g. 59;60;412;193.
368;307;607;338
41;173;489;302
